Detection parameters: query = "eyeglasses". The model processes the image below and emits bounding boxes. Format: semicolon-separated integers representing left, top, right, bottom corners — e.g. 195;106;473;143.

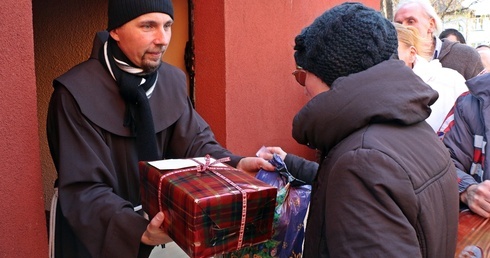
292;67;307;87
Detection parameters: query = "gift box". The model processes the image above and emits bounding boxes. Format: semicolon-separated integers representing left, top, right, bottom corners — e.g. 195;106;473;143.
139;155;277;258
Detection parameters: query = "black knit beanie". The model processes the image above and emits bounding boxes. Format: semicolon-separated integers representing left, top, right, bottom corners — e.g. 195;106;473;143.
294;2;397;86
107;0;174;31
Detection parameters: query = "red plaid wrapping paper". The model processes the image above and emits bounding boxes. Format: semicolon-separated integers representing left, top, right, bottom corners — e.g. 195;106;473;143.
139;156;277;258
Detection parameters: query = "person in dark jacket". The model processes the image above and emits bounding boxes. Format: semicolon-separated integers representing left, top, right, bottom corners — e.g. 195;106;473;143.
261;3;458;257
46;0;273;257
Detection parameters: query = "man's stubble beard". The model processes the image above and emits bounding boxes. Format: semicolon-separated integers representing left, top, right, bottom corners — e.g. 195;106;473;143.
141;49;166;74
141;58;162;74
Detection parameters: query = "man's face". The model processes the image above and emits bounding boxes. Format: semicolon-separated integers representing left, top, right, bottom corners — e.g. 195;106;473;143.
394;3;435;39
110;12;173;73
477;48;490;71
444;34;460;43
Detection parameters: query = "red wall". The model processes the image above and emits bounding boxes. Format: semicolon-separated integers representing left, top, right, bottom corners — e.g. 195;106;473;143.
0;0;48;257
0;1;379;256
194;0;381;159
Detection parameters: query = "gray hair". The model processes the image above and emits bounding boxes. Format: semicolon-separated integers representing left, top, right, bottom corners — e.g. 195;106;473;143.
395;0;443;36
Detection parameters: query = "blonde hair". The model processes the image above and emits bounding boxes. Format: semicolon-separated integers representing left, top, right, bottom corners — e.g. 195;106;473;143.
394;23;432;61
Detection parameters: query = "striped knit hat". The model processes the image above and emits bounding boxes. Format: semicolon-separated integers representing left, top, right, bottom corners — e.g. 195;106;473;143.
294;2;397;86
107;0;174;31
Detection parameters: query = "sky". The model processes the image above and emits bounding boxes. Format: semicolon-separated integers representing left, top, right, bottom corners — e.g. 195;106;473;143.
463;0;490;15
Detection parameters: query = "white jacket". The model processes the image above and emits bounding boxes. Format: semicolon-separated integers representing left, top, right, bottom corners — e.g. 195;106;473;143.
413;55;468;131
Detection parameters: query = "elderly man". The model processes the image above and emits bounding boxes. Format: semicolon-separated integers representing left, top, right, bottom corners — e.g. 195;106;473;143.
394;0;484;80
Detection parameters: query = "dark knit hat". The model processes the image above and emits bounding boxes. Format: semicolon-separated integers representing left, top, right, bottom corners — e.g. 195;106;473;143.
294;2;397;86
107;0;174;31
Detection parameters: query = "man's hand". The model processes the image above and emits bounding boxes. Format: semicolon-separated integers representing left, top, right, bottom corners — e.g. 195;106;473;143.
461;180;490;218
141;212;173;246
236;157;275;176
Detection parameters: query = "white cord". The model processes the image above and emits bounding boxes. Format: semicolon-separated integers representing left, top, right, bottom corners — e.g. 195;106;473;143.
49;188;58;258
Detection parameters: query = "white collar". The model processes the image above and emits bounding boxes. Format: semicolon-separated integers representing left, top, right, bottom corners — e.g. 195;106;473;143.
432;36;442;60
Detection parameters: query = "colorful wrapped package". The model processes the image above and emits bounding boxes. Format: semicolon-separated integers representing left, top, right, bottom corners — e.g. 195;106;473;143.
139;155;277;258
227;154;311;258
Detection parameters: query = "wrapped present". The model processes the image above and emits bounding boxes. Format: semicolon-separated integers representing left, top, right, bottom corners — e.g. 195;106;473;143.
139;155;277;258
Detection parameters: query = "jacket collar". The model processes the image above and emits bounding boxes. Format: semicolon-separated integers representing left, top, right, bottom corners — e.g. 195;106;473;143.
292;59;438;153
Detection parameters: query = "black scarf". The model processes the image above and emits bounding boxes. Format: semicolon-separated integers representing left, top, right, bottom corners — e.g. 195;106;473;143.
100;37;159;161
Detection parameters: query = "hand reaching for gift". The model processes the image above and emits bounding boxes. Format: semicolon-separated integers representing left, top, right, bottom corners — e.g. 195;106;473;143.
236;157;275;176
141;212;173;246
256;146;287;161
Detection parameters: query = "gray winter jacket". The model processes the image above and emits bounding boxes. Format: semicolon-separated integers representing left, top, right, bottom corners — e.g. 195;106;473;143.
293;60;459;258
439;39;484;80
441;73;490;193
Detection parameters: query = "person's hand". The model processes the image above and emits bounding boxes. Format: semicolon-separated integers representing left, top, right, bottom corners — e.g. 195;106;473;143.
461;180;490;218
236;157;275;176
141;212;173;246
256;146;287;161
